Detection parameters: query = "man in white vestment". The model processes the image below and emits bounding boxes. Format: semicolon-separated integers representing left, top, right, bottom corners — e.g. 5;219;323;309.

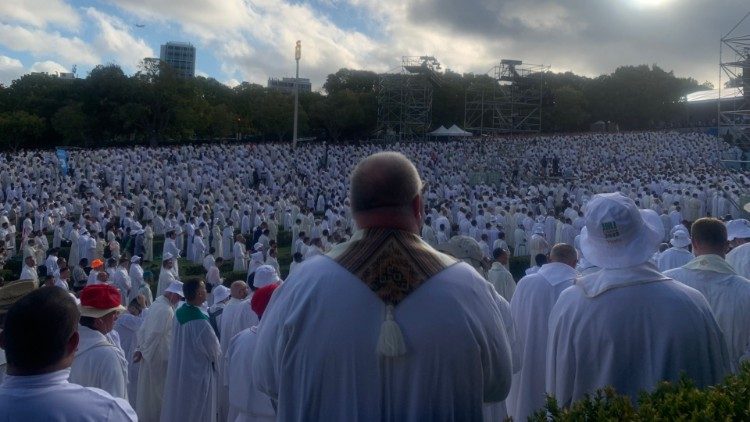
19;256;38;283
114;297;145;407
546;193;730;407
506;243;577;421
0;287;136;421
665;218;750;372
134;281;183;422
253;152;513;421
218;280;253;421
69;284;129;400
657;229;694;272
528;225;549;266
160;279;221;422
726;209;750;278
227;283;280;422
486;247;515;301
156;253;179;296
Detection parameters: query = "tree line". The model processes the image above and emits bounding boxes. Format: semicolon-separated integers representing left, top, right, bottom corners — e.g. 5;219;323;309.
0;59;710;150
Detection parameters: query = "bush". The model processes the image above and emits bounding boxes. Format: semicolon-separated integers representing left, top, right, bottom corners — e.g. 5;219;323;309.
529;364;750;421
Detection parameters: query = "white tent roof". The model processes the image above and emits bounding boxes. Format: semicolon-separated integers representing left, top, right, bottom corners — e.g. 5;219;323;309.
685;87;743;103
429;125;448;135
445;124;472;136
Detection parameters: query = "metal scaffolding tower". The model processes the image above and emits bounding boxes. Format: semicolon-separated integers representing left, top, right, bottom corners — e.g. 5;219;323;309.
376;56;442;141
720;12;750;156
464;60;548;135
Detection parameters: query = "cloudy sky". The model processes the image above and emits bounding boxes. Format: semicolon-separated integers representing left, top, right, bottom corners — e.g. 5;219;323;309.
0;0;748;90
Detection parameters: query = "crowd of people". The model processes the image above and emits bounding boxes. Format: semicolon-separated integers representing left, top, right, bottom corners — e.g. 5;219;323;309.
1;131;750;421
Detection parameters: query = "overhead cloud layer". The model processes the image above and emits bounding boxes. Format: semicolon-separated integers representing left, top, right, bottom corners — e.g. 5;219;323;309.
0;0;747;88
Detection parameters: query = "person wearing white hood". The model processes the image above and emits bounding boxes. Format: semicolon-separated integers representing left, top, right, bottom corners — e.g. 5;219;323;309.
128;255;145;304
134;280;184;422
665;218;750;373
726;213;750;278
657;230;694;272
547;192;730;408
69;284;129;400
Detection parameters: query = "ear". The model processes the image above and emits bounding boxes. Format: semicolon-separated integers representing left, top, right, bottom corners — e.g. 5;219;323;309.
412;194;423;222
66;330;79;354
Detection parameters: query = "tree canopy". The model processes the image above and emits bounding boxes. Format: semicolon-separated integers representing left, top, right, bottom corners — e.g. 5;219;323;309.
0;61;709;149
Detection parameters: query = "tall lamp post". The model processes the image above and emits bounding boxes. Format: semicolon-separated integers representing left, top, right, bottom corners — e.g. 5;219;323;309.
293;40;301;149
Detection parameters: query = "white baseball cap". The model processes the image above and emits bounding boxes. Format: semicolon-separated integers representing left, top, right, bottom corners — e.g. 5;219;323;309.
165;281;184;297
212;285;230;303
580;192;663;269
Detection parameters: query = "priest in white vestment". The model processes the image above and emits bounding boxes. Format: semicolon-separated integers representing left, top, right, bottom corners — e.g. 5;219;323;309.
506;244;577;421
160;280;221;422
546;193;730;408
226;283;280;422
134;281;183;422
657;229;694;272
253;153;512;421
486;247;515;301
665;217;750;372
69;284;129;400
114;298;145;406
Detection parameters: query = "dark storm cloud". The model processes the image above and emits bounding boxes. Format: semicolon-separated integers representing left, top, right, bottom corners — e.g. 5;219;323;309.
406;0;750;84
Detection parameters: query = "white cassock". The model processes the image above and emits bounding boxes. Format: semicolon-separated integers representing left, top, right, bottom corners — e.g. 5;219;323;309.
115;313;144;407
219;298;258;421
0;369;137;421
69;325;129;400
656;247;694;272
135;296;175;422
666;254;750;372
160;304;221;422
226;327;275;422
252;256;513;421
156;267;178;297
128;264;145;304
727;242;750;279
546;263;730;407
528;234;549;266
506;262;576;422
193;235;206;264
486;262;516;302
233;242;246;271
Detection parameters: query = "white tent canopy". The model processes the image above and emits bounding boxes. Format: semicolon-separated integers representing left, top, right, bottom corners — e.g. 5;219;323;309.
430;124;472;137
429;126;448;135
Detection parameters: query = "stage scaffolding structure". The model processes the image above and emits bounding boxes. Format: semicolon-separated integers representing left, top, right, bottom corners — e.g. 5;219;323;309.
376;56;442;141
464;60;548;135
719;12;750;155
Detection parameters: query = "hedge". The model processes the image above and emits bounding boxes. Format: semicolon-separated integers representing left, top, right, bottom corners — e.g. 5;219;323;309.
529;364;750;421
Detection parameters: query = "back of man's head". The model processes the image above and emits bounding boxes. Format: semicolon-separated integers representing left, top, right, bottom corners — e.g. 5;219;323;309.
691;218;727;257
1;288;79;374
549;243;578;268
349;152;422;214
534;253;548;267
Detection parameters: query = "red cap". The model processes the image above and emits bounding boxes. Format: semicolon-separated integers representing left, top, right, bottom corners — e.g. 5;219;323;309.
79;284;125;317
251;283;279;319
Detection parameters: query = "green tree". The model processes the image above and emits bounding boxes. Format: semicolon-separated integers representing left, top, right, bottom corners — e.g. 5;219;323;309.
550;86;589;132
0;111;45;150
52;102;89;145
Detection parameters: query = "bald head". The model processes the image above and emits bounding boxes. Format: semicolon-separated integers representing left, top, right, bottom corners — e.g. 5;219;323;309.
230;280;248;300
549;243;578;268
349;152;422;214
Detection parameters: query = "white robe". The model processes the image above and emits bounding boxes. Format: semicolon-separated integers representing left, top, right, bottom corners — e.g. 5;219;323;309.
727;242;750;279
135;296;175;422
666;255;750;372
252;256;513;421
160;305;221;422
546;263;730;407
69;325;129;400
156;267;178;297
0;369;136;421
486;262;516;302
656;247;694;272
219;298;258;420
226;327;275;422
115;313;143;407
506;262;576;421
